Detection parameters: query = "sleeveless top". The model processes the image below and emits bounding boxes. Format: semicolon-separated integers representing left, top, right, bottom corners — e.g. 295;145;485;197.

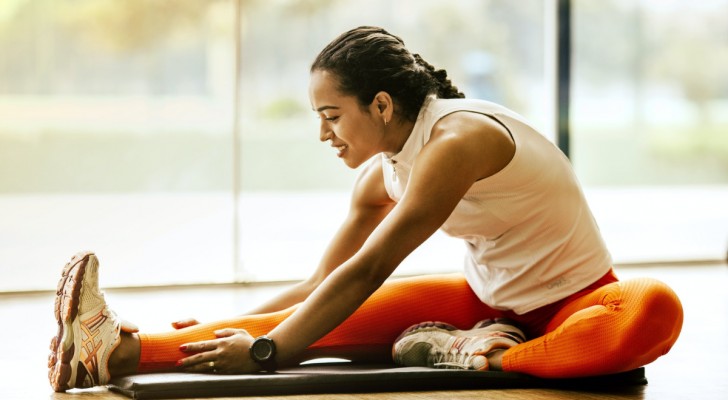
381;96;612;314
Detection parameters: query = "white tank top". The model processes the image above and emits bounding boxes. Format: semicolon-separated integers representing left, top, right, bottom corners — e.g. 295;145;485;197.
381;96;612;314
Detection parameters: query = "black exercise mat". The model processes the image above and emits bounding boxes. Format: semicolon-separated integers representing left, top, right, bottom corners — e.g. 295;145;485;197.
108;363;647;399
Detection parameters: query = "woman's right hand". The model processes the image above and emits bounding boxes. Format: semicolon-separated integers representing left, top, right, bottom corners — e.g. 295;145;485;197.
172;318;200;330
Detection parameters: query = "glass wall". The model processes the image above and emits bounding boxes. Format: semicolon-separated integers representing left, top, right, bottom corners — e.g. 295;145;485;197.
0;0;236;290
572;0;728;262
10;1;722;290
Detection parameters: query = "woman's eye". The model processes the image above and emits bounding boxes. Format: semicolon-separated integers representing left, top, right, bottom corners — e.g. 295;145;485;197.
325;116;339;122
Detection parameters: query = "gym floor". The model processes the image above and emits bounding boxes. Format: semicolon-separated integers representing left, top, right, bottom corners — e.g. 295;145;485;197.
2;262;725;400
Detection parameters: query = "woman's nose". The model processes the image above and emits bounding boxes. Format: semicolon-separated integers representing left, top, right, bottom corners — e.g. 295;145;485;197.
319;122;332;142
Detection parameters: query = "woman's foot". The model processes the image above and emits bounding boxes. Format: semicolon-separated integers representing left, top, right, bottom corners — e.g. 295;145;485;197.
392;318;526;371
48;251;127;392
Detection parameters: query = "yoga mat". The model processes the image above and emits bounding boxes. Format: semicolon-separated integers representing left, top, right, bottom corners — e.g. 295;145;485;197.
108;363;646;399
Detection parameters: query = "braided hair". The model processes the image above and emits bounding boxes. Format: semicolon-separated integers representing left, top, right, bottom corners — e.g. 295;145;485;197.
311;26;465;122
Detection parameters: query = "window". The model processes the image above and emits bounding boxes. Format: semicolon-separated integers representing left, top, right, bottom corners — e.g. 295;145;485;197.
572;0;728;262
7;1;721;292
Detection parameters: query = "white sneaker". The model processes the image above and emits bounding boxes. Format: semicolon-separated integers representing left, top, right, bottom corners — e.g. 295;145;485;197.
48;251;122;392
393;319;527;371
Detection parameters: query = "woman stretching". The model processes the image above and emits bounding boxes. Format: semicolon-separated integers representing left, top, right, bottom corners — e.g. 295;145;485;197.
48;26;683;392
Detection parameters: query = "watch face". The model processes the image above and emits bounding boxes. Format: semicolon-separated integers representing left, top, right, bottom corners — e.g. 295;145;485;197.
252;339;274;360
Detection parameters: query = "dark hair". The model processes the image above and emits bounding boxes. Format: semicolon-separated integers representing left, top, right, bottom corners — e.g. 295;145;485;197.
311;26;465;122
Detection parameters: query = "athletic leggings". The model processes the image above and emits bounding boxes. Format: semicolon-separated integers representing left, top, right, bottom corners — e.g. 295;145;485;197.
138;269;683;378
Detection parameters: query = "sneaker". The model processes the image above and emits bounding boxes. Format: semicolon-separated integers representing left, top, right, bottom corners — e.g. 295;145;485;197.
392;318;527;371
48;251;122;392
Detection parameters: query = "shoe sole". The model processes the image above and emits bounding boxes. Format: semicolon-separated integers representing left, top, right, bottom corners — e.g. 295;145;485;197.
48;251;94;392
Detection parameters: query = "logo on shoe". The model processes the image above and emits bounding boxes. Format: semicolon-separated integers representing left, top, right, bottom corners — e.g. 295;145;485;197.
75;309;108;387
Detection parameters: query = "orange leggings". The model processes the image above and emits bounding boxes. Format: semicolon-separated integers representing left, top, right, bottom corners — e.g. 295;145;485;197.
138;270;683;378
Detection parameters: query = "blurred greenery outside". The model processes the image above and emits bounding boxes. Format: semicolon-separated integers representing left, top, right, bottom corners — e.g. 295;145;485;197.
0;0;727;194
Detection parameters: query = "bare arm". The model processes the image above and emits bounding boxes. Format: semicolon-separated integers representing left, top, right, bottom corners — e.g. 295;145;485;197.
245;158;395;315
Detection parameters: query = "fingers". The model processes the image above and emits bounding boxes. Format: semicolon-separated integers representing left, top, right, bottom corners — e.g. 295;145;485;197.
177;331;256;374
172;318;200;330
177;340;219;372
120;319;139;333
179;339;218;354
214;328;250;338
177;356;218;373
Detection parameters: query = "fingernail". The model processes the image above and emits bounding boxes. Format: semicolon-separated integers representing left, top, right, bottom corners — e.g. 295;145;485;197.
179;345;187;351
175;360;183;367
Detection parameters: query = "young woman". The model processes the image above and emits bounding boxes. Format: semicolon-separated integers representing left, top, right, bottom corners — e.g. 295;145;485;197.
48;26;683;392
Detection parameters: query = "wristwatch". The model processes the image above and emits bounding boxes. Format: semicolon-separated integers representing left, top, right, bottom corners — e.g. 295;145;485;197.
249;335;277;372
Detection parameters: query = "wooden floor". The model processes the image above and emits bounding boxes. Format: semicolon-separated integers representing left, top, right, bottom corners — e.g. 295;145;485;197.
2;262;726;400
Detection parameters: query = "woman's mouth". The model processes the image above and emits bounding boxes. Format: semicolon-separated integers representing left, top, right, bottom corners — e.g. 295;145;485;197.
334;144;347;157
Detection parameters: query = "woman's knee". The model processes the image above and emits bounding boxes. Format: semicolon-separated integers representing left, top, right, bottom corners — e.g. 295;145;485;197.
622;278;683;353
630;278;682;321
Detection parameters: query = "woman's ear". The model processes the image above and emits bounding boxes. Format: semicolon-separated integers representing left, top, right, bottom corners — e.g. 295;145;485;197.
371;91;394;124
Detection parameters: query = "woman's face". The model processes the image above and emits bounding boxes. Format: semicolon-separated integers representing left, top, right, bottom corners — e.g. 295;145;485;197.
309;69;386;169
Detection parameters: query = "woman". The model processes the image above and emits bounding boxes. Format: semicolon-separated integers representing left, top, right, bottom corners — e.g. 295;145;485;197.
48;26;683;392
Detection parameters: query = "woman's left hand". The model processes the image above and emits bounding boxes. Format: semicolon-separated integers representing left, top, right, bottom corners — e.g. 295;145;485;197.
177;328;260;374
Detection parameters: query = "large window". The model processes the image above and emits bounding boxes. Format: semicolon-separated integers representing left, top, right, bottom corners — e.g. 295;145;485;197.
2;1;724;292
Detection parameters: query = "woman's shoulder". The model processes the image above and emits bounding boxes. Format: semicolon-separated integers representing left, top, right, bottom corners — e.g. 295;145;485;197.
421;97;521;140
426;96;514;146
425;110;515;182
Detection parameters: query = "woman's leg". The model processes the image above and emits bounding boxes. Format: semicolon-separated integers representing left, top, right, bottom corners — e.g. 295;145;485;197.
501;278;683;378
134;273;499;373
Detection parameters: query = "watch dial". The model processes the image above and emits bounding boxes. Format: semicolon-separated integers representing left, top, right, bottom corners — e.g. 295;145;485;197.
254;342;272;359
